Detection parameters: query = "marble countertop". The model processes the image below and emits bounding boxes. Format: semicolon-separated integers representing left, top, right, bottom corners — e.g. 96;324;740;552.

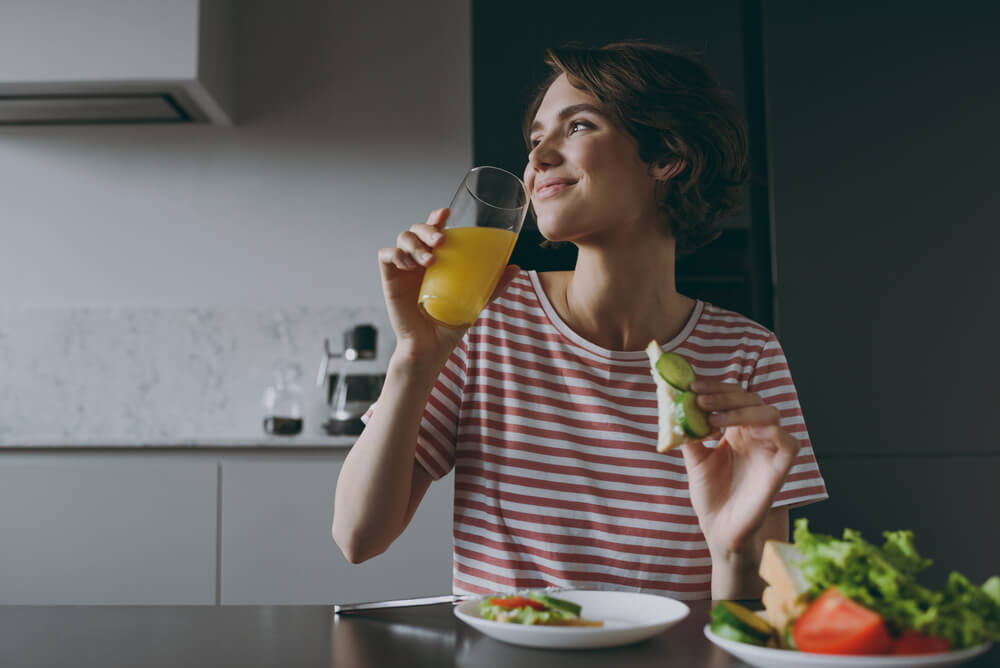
0;305;391;451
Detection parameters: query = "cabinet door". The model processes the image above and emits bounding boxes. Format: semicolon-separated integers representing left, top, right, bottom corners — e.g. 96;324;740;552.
220;455;453;604
0;455;217;604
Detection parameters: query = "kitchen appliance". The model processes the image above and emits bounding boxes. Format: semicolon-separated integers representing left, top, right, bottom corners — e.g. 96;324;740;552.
317;324;385;435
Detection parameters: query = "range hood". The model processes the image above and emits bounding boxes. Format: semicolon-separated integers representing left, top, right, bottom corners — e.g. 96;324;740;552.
0;0;234;126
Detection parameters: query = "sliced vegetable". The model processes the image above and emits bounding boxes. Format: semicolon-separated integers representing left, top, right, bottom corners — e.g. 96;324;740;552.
675;391;711;438
655;351;697;391
529;592;581;616
792;587;893;655
710;601;774;641
710;619;770;646
488;595;546;611
891;630;950;655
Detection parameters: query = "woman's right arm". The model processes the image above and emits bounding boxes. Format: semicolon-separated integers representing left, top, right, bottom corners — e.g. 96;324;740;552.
332;208;458;563
331;345;449;563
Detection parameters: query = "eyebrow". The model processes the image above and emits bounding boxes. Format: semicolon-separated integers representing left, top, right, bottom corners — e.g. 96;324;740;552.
529;103;605;134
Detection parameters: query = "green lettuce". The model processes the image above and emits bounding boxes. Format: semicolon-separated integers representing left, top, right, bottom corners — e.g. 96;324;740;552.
793;519;1000;648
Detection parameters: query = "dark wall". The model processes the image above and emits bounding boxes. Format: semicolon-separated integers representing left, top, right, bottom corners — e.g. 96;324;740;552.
472;0;773;325
765;3;1000;583
473;0;1000;585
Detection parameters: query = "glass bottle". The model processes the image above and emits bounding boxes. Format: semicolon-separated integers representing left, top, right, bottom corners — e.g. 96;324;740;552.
262;361;304;436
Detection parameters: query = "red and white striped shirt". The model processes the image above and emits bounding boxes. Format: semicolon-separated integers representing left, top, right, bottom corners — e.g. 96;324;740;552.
373;269;827;599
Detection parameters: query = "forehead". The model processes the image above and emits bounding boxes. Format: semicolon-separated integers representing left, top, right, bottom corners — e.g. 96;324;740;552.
532;74;602;125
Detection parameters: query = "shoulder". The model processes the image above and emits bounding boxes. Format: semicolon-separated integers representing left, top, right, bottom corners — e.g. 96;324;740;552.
696;302;777;343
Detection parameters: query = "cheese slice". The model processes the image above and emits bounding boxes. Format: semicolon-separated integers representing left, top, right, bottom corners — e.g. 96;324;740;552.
759;540;811;632
645;341;688;452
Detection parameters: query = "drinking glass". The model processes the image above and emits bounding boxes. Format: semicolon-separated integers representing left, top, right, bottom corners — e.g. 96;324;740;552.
417;166;529;328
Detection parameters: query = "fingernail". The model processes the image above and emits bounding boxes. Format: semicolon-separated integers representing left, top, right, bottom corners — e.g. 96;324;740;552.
420;252;433;263
709;413;726;427
431;232;443;244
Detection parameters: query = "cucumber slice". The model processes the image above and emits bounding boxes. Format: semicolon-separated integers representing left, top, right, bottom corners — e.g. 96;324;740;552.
710;601;775;640
675;391;712;438
530;593;581;616
710;619;770;646
655;351;697;391
710;603;771;636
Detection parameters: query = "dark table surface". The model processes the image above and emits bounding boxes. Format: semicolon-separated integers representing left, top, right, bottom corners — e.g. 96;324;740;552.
1;601;996;667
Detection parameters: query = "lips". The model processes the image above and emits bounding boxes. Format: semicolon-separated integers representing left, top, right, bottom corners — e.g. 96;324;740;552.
534;178;577;200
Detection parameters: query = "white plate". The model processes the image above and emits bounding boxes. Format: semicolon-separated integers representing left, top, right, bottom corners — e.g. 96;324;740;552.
704;623;992;668
454;590;690;649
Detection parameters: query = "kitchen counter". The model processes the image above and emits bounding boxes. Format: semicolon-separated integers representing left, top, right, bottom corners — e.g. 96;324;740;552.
1;602;995;668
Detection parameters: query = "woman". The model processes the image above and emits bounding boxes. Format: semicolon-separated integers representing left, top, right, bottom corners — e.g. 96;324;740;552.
333;41;827;600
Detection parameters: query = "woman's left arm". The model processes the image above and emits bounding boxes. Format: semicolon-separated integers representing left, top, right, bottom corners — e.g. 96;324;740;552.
679;378;802;600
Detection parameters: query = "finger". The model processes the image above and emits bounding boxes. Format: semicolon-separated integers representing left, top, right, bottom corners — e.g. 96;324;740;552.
679;438;714;468
410;223;446;248
396;230;435;266
426;207;450;230
709;404;781;430
690;378;742;394
697;390;764;412
378;246;420;272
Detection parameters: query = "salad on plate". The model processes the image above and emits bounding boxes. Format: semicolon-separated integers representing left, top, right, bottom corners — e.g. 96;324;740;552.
478;590;603;626
709;519;1000;656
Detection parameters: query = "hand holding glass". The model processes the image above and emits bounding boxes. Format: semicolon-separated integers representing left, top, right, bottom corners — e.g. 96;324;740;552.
418;166;529;328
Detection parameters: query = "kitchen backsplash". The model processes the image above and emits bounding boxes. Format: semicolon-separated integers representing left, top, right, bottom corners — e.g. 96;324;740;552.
0;306;393;444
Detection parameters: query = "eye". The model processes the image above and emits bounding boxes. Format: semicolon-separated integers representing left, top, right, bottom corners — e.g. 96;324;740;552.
568;120;593;135
529;136;541;148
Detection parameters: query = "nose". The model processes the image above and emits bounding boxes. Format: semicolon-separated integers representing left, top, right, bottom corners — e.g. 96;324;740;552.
527;133;563;174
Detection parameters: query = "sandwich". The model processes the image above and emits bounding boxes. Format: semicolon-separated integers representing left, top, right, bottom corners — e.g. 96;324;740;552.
645;341;711;452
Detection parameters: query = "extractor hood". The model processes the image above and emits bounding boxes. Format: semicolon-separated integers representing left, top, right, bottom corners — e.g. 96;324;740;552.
0;0;234;126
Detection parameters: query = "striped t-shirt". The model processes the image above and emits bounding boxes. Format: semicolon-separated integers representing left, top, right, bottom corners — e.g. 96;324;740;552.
378;269;827;599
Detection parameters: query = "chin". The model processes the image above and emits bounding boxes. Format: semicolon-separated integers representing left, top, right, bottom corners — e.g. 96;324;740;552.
535;208;581;243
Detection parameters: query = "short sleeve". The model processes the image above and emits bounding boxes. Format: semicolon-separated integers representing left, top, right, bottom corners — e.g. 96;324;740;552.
361;336;469;480
750;334;829;510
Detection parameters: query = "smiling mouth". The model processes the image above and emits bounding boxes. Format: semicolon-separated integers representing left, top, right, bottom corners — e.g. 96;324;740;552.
535;181;575;200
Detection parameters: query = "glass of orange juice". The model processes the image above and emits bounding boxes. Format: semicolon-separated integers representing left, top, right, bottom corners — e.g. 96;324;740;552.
418;166;529;328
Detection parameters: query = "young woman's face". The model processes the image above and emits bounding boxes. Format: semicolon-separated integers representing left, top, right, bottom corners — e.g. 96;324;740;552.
524;74;661;245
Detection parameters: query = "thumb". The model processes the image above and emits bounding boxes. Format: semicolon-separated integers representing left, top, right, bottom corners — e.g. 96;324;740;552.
488;265;521;302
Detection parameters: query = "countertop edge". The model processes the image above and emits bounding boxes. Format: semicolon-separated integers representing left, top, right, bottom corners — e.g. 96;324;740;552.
0;437;356;450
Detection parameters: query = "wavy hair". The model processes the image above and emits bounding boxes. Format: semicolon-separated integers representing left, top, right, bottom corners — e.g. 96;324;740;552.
523;41;749;255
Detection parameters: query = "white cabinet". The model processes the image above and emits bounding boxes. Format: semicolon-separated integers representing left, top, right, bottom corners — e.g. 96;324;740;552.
219;455;454;604
0;455;217;604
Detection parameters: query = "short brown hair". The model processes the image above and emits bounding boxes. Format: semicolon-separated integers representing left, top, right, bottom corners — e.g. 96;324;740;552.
523;40;749;255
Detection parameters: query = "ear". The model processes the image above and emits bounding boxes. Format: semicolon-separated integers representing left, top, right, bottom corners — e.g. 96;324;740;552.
650;159;686;182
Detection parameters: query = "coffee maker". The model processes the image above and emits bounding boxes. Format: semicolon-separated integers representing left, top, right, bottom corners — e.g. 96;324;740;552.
317;324;385;435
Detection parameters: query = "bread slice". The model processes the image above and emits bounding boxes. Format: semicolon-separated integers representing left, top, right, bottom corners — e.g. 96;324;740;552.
759;540;811;634
645;341;688;452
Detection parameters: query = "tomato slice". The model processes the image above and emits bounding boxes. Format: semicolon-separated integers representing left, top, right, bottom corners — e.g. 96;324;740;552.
892;630;951;655
487;595;546;611
792;588;893;655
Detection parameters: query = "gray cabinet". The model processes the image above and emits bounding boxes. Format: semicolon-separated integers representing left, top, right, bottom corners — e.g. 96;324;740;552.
219;455;454;604
0;451;456;605
0;455;217;604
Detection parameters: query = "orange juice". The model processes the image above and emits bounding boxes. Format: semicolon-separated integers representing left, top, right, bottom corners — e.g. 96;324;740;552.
418;226;518;328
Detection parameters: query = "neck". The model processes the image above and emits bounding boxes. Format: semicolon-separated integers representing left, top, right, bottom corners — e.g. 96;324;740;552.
555;235;695;351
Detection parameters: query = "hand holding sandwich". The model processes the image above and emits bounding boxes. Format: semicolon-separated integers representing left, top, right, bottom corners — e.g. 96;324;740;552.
679;378;802;598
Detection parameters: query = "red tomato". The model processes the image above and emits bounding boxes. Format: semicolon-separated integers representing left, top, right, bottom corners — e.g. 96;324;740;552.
488;595;546;610
892;630;950;655
792;588;893;655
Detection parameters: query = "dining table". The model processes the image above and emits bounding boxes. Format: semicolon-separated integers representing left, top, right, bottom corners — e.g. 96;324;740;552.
0;600;996;667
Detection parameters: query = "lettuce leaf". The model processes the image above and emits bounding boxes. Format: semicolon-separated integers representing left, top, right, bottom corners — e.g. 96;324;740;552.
793;519;1000;648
